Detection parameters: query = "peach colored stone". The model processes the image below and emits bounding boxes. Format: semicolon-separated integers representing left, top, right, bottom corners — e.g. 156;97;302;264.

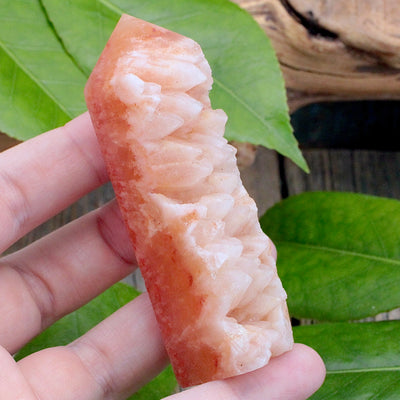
85;14;293;387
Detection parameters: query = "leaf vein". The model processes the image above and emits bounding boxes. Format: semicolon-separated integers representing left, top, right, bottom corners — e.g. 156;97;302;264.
278;241;400;266
0;38;71;118
39;0;88;76
327;366;400;375
213;76;273;136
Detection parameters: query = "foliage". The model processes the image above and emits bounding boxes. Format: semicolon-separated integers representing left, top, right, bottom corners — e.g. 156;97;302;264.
261;192;400;398
294;321;400;399
260;191;400;321
0;0;307;171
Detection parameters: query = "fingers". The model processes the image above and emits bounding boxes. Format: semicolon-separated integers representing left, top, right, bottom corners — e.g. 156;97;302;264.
0;112;107;253
0;200;136;354
17;293;169;400
166;344;326;400
0;346;38;400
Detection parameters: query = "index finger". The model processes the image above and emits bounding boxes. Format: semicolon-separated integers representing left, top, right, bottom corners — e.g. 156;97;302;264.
0;112;108;253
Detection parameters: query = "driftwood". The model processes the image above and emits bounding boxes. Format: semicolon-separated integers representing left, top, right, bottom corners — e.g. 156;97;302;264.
236;0;400;112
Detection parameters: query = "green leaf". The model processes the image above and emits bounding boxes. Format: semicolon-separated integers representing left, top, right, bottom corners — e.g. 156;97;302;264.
260;192;400;321
40;0;307;170
15;283;177;400
0;0;87;140
294;321;400;399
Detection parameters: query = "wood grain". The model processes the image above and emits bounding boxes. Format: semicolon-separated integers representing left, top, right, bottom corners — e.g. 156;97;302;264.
235;0;400;111
240;147;282;216
284;149;400;199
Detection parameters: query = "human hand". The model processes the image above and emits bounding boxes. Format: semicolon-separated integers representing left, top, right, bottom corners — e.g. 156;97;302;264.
0;113;325;399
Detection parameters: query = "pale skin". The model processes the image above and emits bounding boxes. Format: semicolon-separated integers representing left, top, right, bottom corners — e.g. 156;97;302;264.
0;113;326;400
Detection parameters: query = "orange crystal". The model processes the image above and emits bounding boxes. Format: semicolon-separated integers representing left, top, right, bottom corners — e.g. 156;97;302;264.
85;14;293;387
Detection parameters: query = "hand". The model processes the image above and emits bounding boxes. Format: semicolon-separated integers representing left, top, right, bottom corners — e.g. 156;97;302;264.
0;113;325;399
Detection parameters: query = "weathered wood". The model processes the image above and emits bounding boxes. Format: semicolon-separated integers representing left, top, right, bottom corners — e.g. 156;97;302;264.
289;0;400;68
353;151;400;198
239;147;282;216
284;149;400;199
236;0;400;112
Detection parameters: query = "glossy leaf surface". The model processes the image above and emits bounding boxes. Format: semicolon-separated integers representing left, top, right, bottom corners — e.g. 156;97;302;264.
261;192;400;320
294;321;400;399
0;0;87;139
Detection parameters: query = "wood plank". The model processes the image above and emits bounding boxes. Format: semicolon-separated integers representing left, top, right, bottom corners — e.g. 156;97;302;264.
284;149;356;193
240;147;282;216
285;149;400;198
353;151;400;198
